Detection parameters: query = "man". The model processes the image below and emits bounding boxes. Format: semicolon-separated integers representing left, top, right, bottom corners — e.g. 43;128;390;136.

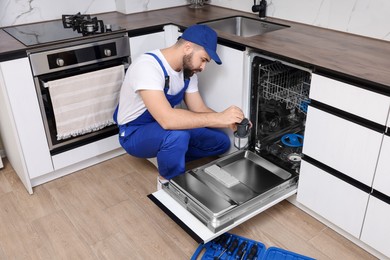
115;24;245;187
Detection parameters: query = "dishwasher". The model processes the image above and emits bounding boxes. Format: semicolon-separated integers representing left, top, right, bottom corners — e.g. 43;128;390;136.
149;52;312;243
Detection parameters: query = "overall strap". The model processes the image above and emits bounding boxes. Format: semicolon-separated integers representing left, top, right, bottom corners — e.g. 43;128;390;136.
145;52;169;91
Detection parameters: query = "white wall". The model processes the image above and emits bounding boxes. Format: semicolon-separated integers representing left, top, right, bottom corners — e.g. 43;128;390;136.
210;0;390;41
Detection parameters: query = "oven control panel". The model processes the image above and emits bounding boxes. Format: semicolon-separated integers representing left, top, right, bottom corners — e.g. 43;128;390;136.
28;35;130;76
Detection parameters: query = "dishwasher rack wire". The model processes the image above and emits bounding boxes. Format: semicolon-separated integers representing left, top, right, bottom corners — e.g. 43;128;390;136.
260;61;311;113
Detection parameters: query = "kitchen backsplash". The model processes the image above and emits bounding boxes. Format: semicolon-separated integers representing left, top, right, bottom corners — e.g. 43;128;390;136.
0;0;389;40
210;0;390;41
0;0;187;27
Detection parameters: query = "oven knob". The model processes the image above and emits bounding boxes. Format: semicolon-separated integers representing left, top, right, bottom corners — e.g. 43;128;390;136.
56;58;65;67
104;49;112;57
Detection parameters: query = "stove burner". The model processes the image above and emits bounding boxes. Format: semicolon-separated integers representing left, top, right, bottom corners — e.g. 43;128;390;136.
62;12;104;36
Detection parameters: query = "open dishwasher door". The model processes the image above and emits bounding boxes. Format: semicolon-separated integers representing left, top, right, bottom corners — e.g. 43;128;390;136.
148;150;298;243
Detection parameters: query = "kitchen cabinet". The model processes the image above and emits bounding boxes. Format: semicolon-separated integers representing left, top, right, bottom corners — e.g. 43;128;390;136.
309;74;390;125
302;106;382;186
129;30;165;60
360;196;390;258
197;43;247;154
298;160;369;238
129;25;180;61
372;133;390;197
0;58;54;193
360;120;390;258
297;73;390;258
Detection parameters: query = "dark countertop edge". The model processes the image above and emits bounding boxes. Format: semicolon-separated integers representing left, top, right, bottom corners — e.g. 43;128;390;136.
0;49;27;62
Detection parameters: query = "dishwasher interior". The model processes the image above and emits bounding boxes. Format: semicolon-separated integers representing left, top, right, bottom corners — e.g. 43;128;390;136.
161;54;312;233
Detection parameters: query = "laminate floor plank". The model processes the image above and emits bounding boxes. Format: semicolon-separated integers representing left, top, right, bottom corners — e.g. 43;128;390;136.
308;228;377;260
48;175;120;245
91;232;144;260
31;210;96;259
232;209;331;259
0;156;379;259
114;170;199;258
0;192;50;259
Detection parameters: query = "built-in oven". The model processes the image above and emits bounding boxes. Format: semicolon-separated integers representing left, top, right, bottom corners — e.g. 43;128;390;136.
149;52;312;243
28;33;130;155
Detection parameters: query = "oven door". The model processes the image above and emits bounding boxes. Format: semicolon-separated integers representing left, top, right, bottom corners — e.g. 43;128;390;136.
34;59;129;155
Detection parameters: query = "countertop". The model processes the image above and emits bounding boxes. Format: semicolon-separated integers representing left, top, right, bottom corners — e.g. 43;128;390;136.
1;5;390;91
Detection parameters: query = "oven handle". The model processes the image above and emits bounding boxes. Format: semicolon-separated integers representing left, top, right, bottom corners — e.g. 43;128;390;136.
40;62;129;88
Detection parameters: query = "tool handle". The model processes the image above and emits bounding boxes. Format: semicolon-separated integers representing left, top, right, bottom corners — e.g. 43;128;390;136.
246;243;258;260
236;241;247;258
227;238;239;254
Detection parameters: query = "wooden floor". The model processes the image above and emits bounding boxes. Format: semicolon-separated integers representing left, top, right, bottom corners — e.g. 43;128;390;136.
0;155;378;260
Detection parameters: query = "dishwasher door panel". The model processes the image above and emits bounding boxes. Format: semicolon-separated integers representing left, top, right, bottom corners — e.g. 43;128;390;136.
149;185;297;244
149;150;298;243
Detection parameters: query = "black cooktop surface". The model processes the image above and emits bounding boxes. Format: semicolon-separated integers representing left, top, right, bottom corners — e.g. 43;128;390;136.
4;19;124;47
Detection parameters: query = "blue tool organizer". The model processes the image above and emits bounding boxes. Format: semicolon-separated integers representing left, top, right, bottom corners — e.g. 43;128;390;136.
191;233;315;260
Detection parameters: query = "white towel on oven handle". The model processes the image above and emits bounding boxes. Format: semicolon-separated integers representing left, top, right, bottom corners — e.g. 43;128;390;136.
47;64;124;140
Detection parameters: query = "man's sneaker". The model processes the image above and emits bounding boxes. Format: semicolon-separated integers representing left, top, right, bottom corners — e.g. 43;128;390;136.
157;176;169;190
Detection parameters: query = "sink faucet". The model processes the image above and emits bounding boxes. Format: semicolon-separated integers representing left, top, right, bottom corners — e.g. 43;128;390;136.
252;0;267;19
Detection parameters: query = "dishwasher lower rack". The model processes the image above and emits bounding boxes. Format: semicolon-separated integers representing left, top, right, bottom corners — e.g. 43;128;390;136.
161;150;298;233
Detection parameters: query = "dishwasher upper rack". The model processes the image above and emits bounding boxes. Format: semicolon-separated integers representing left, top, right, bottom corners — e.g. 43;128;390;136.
260;61;311;113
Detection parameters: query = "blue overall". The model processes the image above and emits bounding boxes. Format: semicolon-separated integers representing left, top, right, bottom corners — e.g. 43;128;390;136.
114;53;230;179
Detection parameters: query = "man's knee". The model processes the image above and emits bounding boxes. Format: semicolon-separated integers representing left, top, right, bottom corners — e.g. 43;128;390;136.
163;130;191;151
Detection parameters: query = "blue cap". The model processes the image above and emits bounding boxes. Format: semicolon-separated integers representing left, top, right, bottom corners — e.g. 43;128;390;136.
180;24;222;65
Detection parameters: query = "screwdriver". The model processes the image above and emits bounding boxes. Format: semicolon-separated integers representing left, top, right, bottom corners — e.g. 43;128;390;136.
214;235;232;260
227;238;239;255
246;243;258;260
235;241;247;259
211;234;225;250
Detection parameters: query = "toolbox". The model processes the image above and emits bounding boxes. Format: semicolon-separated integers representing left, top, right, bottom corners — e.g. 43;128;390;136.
191;233;315;260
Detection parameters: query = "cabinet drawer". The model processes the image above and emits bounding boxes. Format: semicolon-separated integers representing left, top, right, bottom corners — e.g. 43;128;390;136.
360;196;390;258
373;134;390;197
303;106;382;186
310;74;390;125
297;160;369;238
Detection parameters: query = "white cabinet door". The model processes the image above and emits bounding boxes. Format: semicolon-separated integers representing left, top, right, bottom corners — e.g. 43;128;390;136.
129;25;180;62
360;196;390;258
373;134;390;197
297;160;369;238
0;58;54;193
303;106;382;186
310;74;390;125
129;31;166;60
197;44;246;153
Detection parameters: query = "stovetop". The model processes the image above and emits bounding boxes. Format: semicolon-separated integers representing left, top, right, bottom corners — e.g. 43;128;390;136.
3;12;125;47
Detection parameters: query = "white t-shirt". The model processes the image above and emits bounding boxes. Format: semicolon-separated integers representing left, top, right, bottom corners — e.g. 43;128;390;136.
117;49;199;125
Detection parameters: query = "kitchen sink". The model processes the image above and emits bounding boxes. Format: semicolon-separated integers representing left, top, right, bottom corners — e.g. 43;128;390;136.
198;16;289;37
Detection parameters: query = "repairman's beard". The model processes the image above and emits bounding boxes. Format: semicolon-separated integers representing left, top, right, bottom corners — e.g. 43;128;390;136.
183;68;194;79
183;53;196;79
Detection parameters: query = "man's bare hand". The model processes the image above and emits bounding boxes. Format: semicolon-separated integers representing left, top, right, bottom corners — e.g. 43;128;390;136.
220;106;245;130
